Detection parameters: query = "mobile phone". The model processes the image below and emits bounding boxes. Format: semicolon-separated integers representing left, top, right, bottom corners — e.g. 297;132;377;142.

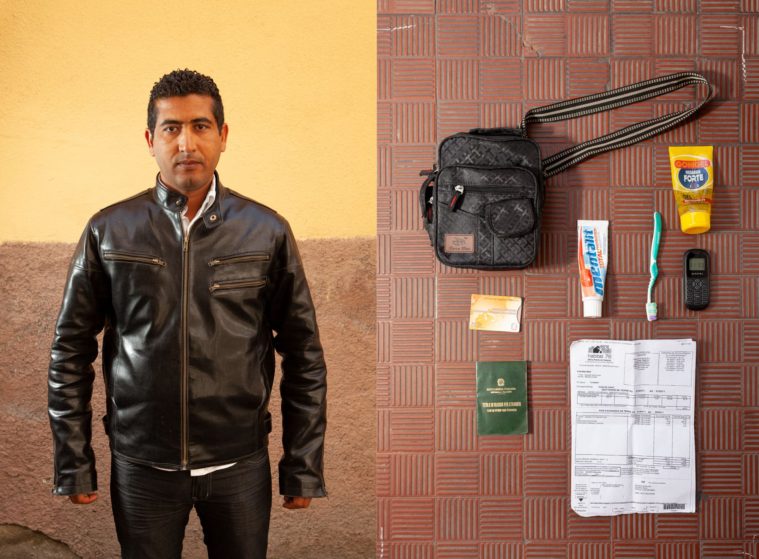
683;249;710;310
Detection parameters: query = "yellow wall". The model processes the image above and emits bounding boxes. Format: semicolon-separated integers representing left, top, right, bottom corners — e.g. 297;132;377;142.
0;1;375;241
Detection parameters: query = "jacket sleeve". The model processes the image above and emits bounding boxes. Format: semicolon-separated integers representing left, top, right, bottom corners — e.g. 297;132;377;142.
267;220;327;498
48;221;108;496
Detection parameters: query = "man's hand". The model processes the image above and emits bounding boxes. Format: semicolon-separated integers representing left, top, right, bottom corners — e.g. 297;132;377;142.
68;492;98;505
283;496;311;510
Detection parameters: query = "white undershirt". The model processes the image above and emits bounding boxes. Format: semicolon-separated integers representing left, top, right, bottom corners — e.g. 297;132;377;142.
180;176;217;235
155;176;236;476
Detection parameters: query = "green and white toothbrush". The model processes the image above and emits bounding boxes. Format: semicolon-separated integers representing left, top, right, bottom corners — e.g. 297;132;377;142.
646;211;663;321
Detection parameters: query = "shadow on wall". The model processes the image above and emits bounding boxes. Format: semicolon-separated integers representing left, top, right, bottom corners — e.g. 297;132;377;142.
0;238;376;559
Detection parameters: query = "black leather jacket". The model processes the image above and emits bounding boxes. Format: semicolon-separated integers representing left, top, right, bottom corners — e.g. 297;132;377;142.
48;175;327;498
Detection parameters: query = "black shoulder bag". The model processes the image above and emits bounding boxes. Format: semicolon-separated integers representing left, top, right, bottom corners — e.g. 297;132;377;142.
419;72;714;270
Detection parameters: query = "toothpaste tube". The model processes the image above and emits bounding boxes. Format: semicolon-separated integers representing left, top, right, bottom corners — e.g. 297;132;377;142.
577;220;609;318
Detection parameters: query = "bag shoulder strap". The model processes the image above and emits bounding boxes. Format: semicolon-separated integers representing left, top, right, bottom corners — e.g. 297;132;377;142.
521;72;714;178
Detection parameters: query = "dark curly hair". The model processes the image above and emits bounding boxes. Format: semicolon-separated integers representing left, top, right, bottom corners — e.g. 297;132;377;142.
147;69;225;133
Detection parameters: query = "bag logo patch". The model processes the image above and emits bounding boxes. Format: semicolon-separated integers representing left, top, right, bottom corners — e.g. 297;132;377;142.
444;234;475;253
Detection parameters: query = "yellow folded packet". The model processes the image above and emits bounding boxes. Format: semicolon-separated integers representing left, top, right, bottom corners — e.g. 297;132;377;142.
469;294;523;332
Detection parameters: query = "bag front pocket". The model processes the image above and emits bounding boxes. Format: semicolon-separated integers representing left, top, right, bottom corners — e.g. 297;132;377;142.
485;197;535;237
434;165;540;269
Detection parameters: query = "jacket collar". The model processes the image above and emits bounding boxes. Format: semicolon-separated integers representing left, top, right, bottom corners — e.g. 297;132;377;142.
153;172;225;230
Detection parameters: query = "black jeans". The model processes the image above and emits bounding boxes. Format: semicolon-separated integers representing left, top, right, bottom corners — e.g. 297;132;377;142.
110;449;271;559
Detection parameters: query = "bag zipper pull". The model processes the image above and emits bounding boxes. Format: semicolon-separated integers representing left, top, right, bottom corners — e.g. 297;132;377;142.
419;163;438;178
420;168;438;223
449;185;464;211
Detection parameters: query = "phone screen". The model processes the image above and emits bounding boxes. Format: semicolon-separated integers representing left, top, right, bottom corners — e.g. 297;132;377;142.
688;257;706;272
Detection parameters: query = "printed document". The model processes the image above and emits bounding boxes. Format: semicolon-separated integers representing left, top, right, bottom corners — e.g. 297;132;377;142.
570;339;696;517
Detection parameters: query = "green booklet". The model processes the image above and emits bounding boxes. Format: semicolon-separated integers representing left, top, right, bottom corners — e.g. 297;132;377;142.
476;361;528;435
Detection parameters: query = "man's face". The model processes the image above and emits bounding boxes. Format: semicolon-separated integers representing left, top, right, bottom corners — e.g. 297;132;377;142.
146;94;228;194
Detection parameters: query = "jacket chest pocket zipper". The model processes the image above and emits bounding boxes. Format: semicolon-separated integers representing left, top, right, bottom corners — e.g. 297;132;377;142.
209;278;267;293
208;253;270;267
103;251;166;266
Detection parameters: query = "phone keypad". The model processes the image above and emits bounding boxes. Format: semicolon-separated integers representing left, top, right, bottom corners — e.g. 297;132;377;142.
685;278;709;310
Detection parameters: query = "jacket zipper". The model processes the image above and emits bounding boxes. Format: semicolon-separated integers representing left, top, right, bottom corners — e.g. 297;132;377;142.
180;227;194;469
103;251;166;266
209;278;266;293
208;253;269;267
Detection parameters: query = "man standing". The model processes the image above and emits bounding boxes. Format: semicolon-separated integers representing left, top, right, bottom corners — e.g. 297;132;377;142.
48;69;327;558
